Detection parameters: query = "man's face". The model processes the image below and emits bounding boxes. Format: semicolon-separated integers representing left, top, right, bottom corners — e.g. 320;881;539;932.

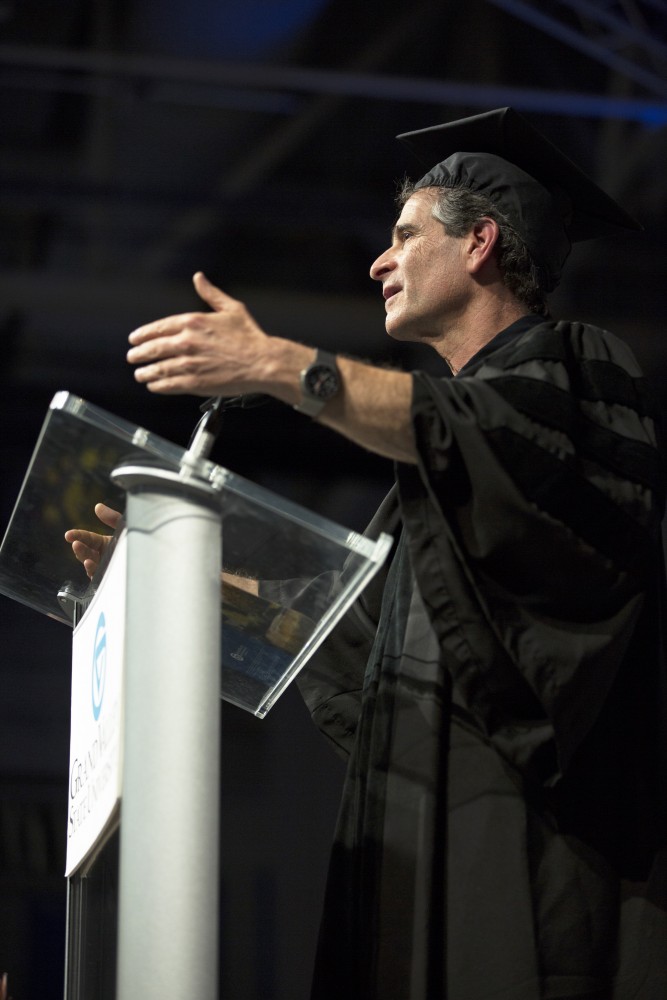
370;188;469;345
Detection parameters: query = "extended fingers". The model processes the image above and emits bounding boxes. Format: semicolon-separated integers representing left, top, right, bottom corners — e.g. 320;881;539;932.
128;321;227;392
64;527;104;548
128;310;207;348
127;331;198;387
71;539;99;563
134;366;212;396
67;540;103;580
129;333;205;368
127;326;201;365
127;278;263;398
129;276;242;350
69;537;110;579
131;353;205;390
65;528;112;559
65;522;115;580
95;503;122;530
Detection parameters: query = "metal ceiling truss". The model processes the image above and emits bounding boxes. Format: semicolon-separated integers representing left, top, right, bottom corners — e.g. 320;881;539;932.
487;0;667;107
1;37;666;124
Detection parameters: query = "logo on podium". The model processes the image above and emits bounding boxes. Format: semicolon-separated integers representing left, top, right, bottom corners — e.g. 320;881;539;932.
92;612;107;720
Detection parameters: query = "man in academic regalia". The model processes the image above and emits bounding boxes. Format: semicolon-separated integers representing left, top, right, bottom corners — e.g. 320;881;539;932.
71;108;667;999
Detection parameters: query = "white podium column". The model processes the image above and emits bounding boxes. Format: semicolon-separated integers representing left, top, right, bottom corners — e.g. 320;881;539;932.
112;467;221;1000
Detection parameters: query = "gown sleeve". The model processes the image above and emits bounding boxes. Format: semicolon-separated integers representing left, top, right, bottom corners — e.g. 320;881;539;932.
397;320;666;798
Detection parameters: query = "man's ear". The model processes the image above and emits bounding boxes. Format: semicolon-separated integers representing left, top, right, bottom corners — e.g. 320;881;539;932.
466;217;500;273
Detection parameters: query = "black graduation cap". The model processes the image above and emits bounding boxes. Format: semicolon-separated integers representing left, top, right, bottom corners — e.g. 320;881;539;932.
397;107;641;291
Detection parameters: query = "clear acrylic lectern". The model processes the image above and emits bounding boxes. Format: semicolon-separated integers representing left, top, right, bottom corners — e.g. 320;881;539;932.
0;391;392;1000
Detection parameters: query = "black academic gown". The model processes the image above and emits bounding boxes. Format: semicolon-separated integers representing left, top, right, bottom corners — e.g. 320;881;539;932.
297;318;667;1000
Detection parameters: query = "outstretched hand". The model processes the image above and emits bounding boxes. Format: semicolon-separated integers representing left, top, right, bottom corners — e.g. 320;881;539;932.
126;272;294;399
64;503;122;579
125;270;418;463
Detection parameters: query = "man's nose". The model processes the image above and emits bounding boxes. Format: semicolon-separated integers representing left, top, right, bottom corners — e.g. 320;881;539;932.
370;248;396;282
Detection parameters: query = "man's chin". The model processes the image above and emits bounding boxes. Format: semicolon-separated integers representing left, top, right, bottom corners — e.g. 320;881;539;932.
385;319;416;343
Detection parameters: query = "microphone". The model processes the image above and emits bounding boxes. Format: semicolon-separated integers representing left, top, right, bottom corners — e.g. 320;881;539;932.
199;393;272;412
185;393;273;463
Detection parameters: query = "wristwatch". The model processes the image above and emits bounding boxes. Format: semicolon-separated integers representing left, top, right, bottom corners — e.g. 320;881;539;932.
295;349;341;417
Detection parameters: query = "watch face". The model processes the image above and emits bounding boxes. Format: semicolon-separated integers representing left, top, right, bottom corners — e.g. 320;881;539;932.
304;364;340;400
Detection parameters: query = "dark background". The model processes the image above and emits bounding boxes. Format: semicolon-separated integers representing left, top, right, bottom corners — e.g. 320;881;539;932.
1;2;666;997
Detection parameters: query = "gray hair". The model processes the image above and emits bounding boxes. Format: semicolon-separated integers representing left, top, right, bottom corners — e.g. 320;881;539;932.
397;179;549;316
